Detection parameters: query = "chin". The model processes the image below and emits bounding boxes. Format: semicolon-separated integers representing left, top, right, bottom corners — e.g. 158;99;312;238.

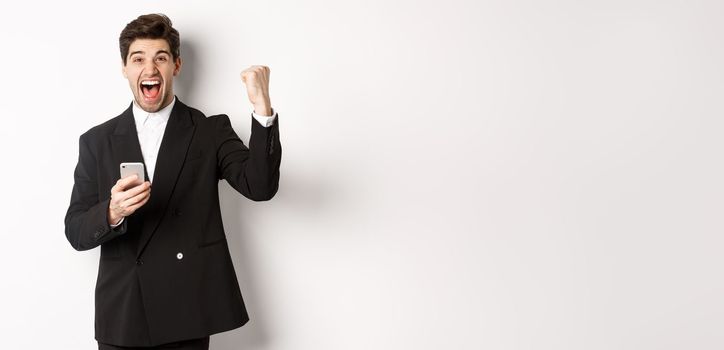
135;93;167;113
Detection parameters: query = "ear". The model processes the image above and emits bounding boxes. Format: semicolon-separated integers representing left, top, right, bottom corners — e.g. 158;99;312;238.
173;57;182;76
122;61;128;79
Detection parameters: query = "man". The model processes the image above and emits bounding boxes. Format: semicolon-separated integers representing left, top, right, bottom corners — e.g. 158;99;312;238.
64;14;282;349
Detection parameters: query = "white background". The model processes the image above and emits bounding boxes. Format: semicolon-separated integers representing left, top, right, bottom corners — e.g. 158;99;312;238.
1;1;723;349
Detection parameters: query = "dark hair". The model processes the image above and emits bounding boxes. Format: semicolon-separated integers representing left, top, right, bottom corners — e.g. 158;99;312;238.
119;14;180;65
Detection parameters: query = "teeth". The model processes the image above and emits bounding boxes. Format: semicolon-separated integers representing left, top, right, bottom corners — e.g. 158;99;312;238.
141;81;160;86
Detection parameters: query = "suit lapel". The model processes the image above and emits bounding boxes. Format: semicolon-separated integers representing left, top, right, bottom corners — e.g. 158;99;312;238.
110;105;147;252
135;99;196;257
111;104;146;179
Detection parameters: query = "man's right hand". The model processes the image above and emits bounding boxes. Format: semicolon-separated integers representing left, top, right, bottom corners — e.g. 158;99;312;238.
108;175;151;225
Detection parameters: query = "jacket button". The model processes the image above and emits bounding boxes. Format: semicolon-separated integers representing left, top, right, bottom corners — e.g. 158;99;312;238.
176;252;184;260
173;209;182;216
93;231;101;239
136;259;143;265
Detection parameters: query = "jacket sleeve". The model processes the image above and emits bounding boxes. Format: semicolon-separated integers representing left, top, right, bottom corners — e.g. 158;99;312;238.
214;114;282;201
65;133;127;251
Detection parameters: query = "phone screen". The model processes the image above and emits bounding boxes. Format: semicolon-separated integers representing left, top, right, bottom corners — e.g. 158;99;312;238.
120;162;145;186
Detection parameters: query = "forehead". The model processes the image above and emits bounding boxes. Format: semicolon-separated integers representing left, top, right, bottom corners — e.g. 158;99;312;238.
128;38;171;55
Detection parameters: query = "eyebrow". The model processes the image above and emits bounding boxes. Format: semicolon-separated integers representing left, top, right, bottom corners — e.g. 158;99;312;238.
129;50;172;57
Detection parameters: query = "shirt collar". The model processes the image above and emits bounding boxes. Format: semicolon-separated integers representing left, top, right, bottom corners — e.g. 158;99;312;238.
132;96;176;129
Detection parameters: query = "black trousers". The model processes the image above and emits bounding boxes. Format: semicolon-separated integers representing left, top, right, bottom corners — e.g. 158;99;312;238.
98;337;210;350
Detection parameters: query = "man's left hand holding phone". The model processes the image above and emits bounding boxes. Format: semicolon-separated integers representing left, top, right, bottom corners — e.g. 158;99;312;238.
108;162;151;227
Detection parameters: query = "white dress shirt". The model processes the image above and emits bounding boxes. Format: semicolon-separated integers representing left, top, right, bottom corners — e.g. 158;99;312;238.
110;97;277;227
133;98;174;183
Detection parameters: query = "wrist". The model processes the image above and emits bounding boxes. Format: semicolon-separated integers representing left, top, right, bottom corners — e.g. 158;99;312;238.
253;100;272;116
107;207;122;225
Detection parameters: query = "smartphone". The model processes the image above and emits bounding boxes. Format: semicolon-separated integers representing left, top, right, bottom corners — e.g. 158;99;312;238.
120;162;145;186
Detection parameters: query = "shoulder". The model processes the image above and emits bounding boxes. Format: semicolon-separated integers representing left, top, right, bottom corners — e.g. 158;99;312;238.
180;102;231;128
185;104;227;121
79;108;129;143
183;104;206;120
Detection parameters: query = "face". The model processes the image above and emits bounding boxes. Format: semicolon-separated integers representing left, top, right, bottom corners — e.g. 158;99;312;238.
122;38;181;112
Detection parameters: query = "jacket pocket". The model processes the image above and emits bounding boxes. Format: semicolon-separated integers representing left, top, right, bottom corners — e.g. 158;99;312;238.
198;235;227;248
186;149;204;162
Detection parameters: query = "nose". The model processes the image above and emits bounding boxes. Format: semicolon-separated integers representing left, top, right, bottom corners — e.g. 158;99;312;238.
143;60;159;75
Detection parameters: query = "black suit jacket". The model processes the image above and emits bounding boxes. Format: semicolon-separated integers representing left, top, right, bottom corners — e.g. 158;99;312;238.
64;99;281;347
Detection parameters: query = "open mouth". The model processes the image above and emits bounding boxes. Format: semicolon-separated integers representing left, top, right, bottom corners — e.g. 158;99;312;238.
140;79;162;101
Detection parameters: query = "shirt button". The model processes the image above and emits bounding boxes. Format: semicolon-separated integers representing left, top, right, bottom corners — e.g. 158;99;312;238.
176;253;184;260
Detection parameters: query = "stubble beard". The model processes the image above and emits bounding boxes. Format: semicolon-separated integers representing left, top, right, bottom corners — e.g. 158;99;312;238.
134;85;171;113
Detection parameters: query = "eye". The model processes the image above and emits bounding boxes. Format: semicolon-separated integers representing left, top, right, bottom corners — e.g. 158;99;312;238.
132;57;143;63
156;56;168;62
